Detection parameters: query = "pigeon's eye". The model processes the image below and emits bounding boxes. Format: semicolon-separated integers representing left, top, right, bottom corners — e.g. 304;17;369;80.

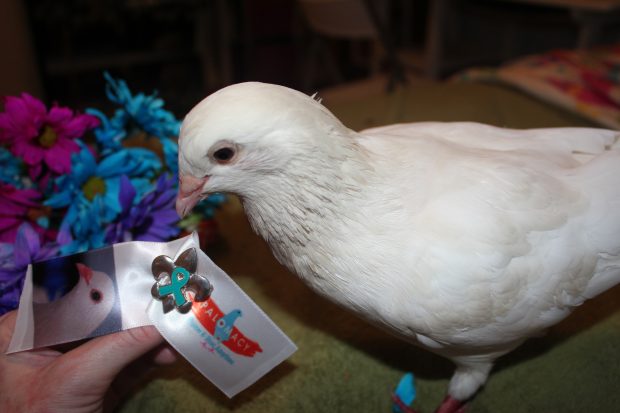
90;289;103;303
212;147;236;163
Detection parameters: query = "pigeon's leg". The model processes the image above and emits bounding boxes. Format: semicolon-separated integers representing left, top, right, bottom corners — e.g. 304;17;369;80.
435;396;468;413
434;358;493;413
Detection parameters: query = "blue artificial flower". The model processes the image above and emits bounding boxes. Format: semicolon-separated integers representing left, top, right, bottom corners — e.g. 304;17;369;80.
106;174;181;243
0;244;20;314
160;136;179;175
85;107;127;152
45;144;161;254
103;72;180;139
0;223;58;315
56;193;108;255
86;72;181;173
0;146;24;187
392;373;416;413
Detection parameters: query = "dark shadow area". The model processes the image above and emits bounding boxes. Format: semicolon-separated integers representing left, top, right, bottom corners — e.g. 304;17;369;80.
116;350;297;411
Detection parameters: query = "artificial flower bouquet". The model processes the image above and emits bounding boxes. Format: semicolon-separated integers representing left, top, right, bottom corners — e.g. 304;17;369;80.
0;73;225;315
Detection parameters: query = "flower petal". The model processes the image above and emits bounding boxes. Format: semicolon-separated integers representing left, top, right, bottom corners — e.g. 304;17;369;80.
14;223;40;267
118;175;136;211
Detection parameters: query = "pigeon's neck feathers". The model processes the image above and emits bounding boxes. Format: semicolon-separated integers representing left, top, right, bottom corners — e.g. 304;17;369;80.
239;126;377;297
241;125;371;238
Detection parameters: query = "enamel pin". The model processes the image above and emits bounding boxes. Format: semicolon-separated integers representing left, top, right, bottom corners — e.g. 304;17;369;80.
151;248;213;313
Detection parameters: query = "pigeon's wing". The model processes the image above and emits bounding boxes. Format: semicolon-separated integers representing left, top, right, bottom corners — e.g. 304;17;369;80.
361;121;618;165
358;129;620;344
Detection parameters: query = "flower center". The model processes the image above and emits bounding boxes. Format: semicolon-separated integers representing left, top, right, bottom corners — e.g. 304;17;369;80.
38;125;58;148
82;177;107;201
27;206;51;223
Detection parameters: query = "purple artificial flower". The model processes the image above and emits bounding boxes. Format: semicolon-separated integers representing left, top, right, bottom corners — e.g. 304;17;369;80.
0;245;20;315
0;223;58;315
105;174;180;243
0;93;99;185
0;182;42;243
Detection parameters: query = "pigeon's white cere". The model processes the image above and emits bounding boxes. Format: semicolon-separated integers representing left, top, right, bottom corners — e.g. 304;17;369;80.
178;82;620;402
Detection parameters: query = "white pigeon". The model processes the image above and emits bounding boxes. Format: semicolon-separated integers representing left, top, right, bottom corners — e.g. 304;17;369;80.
176;82;620;412
33;263;116;347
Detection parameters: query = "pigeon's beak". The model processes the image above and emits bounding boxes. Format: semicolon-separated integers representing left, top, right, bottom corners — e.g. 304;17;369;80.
76;263;93;285
176;174;210;218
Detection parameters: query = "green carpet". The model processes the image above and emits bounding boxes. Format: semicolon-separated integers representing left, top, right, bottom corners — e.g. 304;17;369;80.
118;79;620;413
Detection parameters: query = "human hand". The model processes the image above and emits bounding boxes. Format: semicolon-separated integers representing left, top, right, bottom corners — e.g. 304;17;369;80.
0;310;176;413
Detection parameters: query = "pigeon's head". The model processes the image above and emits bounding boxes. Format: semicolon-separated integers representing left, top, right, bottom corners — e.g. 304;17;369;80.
176;82;350;217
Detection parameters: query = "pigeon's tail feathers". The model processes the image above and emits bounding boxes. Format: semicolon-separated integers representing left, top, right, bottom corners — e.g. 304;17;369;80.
609;131;620;149
584;256;620;300
530;127;618;152
362;122;619;166
577;147;620;300
555;129;620;163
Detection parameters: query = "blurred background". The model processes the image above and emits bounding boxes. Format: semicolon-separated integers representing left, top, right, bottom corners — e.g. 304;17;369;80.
4;0;620;114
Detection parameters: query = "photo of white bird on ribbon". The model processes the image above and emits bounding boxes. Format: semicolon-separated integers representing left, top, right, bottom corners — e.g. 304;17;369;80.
21;245;121;349
176;82;620;413
7;233;297;398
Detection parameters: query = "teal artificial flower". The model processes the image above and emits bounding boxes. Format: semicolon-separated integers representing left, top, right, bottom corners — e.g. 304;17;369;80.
178;192;227;235
0;147;23;187
195;193;227;219
86;72;181;173
45;143;161;254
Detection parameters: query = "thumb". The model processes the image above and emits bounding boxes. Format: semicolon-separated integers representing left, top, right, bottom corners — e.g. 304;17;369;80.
0;311;18;353
57;326;164;392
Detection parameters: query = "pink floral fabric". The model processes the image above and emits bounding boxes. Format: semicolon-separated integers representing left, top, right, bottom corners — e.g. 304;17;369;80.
459;44;620;129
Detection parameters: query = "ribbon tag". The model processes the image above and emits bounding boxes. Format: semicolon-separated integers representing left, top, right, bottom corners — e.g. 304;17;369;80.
7;233;297;398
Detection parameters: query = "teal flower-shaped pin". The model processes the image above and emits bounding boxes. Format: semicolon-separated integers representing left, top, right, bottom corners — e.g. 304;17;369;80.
151;248;213;313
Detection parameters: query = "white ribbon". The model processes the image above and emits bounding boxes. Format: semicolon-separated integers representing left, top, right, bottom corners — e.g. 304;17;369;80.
7;233;297;397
